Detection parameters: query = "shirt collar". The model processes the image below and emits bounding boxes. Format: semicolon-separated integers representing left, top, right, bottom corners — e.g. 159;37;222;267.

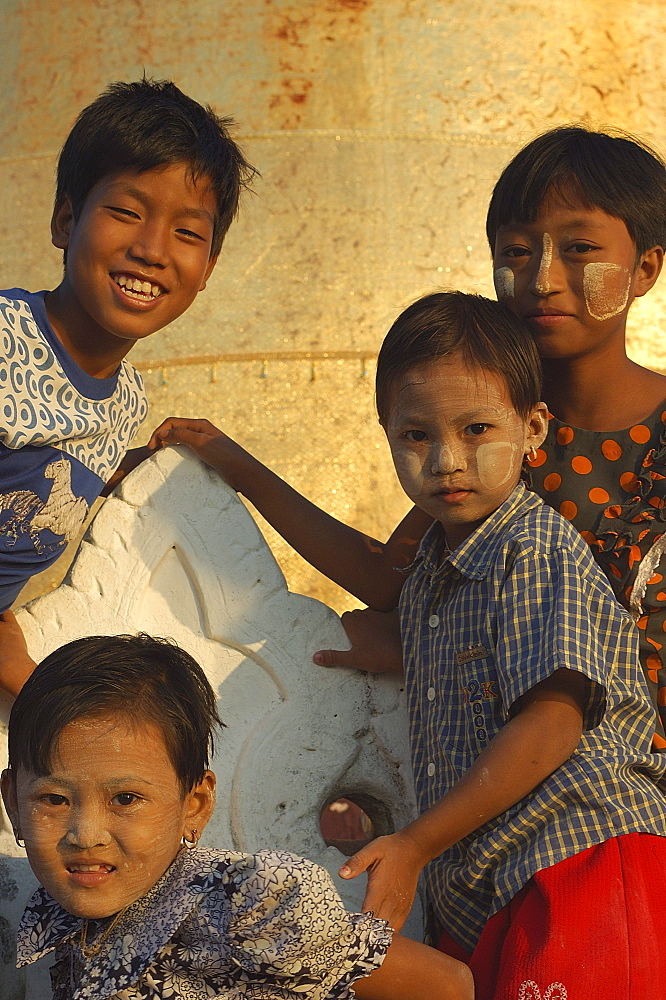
415;483;543;582
16;847;232;998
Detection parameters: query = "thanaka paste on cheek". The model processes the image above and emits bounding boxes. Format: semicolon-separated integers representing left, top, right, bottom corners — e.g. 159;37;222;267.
493;266;514;300
535;233;554;295
475;441;518;488
583;262;631;321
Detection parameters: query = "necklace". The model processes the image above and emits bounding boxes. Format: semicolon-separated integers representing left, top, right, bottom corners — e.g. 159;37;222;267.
79;906;129;960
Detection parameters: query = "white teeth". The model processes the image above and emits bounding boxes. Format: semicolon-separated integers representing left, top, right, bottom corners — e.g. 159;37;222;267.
113;275;162;299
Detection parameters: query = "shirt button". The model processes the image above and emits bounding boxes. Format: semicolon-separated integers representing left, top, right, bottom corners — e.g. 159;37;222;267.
427;686;436;701
427;762;436;776
429;614;439;628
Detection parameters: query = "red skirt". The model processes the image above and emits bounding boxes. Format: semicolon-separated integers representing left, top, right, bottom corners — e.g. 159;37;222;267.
437;833;666;999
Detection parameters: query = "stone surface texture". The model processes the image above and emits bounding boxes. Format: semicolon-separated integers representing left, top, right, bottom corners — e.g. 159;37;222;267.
0;448;419;996
3;0;666;613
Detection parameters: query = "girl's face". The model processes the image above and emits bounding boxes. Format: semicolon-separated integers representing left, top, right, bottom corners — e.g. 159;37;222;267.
1;713;215;918
492;188;663;362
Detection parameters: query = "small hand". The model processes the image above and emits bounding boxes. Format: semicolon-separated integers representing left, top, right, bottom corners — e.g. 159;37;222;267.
0;611;36;698
148;417;248;490
313;608;404;675
338;829;426;931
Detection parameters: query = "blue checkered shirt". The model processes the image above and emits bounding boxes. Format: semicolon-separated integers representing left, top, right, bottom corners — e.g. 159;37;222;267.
400;482;666;952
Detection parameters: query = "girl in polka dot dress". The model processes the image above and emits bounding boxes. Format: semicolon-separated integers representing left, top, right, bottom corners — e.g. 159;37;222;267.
487;126;666;747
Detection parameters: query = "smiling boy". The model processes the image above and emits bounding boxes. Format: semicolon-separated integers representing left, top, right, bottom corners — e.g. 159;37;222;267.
0;79;255;696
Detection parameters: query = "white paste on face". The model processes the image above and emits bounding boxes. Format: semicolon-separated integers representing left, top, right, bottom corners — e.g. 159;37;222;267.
583;261;631;321
535;232;553;295
476;440;519;489
493;266;514;300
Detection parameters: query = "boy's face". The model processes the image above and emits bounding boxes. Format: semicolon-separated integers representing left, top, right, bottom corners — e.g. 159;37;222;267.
1;713;215;918
384;355;547;549
50;162;219;349
492;189;662;361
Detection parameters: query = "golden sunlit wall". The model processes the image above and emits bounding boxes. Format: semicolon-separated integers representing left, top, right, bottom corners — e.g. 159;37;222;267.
2;0;666;612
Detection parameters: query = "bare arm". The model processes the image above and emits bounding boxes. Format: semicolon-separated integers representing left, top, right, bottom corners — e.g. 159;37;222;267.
353;933;474;1000
0;610;36;698
150;417;433;609
340;668;587;930
100;445;157;497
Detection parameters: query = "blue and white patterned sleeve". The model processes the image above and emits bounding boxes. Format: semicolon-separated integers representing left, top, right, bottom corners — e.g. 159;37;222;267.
219;850;393;998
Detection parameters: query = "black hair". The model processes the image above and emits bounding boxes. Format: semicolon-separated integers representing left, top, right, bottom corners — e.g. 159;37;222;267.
8;634;223;793
375;291;542;425
56;78;257;257
486;125;666;256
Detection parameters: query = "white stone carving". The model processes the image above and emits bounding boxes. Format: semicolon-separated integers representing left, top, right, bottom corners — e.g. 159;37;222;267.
0;447;420;998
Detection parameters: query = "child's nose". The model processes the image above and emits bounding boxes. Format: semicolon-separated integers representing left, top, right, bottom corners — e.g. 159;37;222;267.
128;221;169;268
529;233;563;297
431;440;463;475
64;808;110;849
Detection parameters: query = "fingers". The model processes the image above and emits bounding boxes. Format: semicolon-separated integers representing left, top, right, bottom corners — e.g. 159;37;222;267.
338;842;378;880
312;647;357;668
147;417;221;451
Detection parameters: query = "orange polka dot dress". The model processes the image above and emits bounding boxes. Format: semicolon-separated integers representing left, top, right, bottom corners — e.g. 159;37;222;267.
528;403;666;746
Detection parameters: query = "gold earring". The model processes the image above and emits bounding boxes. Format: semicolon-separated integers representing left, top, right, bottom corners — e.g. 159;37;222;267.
181;829;200;850
527;446;538;462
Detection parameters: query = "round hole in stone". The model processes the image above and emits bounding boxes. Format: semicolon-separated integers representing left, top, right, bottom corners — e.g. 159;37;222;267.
320;797;376;856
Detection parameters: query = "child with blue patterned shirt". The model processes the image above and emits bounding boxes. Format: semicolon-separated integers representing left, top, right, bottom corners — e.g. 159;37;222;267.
0;78;255;698
1;634;473;1000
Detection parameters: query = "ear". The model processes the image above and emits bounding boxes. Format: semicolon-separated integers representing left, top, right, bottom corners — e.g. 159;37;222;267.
51;195;75;251
182;769;216;839
524;401;549;455
1;768;19;832
199;254;219;292
633;245;664;299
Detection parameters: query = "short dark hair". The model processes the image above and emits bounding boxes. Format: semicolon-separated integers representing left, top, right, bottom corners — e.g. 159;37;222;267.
486;125;666;256
56;78;257;257
375;291;542;425
8;634;223;793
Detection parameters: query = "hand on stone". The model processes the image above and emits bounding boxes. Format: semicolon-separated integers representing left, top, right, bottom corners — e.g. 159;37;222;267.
148;417;250;492
313;608;404;675
338;829;426;932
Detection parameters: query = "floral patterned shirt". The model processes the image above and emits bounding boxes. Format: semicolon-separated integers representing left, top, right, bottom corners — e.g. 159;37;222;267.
15;847;392;1000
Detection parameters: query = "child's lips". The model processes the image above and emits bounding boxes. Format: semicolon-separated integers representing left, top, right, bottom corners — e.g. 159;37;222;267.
110;272;166;306
66;862;116;886
435;487;472;503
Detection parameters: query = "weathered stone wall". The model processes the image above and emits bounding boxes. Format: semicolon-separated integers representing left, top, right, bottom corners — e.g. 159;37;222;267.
3;0;666;613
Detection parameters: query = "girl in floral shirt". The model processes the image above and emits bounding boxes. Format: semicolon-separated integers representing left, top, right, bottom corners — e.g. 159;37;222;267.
0;633;471;1000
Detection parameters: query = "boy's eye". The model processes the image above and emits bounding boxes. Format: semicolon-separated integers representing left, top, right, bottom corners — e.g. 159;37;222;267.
107;206;140;219
405;430;428;442
502;246;531;259
42;793;68;806
112;792;140;806
567;242;598;254
176;228;206;241
466;423;488;436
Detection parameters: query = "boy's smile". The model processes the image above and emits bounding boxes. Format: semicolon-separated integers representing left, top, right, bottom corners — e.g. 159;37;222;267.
492;190;661;363
45;163;219;378
385;356;547;549
2;713;214;919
